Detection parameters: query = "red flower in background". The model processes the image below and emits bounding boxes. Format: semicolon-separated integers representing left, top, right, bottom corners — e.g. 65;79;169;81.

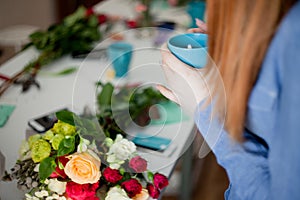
50;156;69;179
103;167;123;184
129;156;147;173
66;181;99;200
85;7;107;25
97;14;108;25
126;20;138;29
153;173;169;190
146;183;160;199
121;178;142;198
85;7;95;17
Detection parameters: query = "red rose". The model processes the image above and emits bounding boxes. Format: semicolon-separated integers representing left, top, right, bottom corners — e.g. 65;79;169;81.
103;167;123;184
50;156;69;179
147;183;160;199
153;173;169;190
97;14;107;25
85;7;95;17
66;181;99;200
129;156;147;173
121;179;142;198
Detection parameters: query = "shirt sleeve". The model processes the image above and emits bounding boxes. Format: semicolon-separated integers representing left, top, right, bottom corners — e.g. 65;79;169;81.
268;1;300;199
194;103;270;200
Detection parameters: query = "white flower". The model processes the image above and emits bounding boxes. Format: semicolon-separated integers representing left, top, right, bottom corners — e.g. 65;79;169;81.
77;137;90;153
105;186;131;200
35;190;49;198
34;164;40;172
48;178;67;195
107;154;124;169
25;193;39;200
46;194;67;200
108;135;136;161
44;178;50;184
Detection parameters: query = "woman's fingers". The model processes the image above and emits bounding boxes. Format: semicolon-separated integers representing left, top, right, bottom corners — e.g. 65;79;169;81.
195;18;207;32
156;84;179;104
187;18;207;33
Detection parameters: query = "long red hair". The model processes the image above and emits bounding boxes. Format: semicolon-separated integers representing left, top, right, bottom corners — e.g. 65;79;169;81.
206;0;296;141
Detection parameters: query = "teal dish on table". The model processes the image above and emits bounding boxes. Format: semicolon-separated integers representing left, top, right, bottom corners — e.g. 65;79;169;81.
167;33;208;68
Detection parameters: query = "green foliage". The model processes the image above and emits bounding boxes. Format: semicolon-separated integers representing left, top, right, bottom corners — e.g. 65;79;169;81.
56;110;76;126
29;6;100;54
57;136;76;156
96;82;168;139
39;157;56;181
24;6;102;73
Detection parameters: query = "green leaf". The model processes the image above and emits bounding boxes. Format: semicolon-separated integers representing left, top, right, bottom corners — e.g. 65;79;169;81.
57;136;75;156
39;157;56;181
48;67;77;76
147;171;154;182
56;110;75;126
98;83;114;106
78;117;106;141
64;6;86;27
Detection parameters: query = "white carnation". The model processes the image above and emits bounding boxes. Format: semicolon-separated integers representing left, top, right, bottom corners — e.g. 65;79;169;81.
105;186;131;200
48;178;66;195
108;136;136;161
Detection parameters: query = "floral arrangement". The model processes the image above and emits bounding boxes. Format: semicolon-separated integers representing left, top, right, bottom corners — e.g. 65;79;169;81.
2;109;169;200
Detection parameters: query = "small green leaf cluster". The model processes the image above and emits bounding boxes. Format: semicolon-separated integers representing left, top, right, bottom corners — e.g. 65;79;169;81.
96;82;168;139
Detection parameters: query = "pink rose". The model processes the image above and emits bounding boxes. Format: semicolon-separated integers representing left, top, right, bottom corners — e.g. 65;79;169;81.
129;156;147;173
66;181;99;200
146;183;160;199
103;167;123;184
121;179;142;198
135;3;148;13
168;0;178;6
153;173;169;190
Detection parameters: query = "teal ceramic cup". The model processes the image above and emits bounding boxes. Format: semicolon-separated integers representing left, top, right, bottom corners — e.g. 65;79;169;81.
107;42;133;77
167;33;208;68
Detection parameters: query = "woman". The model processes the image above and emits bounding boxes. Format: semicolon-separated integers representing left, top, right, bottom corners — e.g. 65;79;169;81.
157;0;300;199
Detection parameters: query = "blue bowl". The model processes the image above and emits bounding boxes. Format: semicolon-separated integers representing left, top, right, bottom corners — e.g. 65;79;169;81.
167;33;208;68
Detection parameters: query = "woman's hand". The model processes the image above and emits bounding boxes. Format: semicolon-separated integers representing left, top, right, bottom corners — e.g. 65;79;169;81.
157;44;212;115
188;18;207;33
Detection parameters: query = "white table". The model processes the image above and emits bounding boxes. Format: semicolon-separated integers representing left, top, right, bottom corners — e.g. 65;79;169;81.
0;28;196;199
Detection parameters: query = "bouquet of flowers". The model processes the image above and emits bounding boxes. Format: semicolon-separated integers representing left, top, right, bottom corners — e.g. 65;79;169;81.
2;109;169;200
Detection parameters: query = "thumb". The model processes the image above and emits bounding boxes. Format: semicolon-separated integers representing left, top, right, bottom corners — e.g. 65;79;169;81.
156;84;179;104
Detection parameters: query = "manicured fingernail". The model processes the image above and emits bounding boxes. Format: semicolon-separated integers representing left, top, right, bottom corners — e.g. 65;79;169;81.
195;18;202;25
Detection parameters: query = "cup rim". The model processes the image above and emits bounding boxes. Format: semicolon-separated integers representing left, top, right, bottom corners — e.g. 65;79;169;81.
168;33;207;51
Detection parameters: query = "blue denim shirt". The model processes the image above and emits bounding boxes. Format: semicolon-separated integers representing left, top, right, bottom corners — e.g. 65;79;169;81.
194;1;300;199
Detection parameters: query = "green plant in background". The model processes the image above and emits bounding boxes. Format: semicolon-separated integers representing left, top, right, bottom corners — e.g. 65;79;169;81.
96;82;168;139
0;6;104;96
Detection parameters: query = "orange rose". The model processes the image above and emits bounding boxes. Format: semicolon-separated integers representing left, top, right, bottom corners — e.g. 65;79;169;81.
64;151;101;184
132;189;149;200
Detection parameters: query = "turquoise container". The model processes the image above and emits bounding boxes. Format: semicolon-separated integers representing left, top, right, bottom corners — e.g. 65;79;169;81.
107;42;133;77
168;33;208;68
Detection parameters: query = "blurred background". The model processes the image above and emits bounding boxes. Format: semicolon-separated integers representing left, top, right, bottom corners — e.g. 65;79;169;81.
0;0;228;199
